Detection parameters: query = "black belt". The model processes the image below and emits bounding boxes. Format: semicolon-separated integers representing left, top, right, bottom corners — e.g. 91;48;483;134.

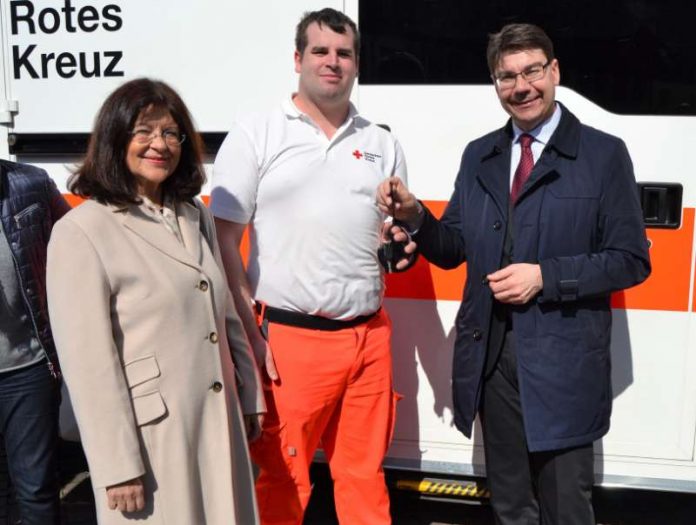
255;303;378;331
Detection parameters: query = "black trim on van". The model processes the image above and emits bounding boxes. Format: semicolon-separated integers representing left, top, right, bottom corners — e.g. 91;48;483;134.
7;132;227;156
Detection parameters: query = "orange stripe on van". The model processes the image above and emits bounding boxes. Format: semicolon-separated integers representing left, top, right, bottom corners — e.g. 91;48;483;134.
63;196;693;312
63;195;85;208
612;208;693;312
384;200;466;301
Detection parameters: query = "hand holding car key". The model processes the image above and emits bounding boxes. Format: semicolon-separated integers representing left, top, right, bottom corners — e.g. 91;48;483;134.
378;181;416;273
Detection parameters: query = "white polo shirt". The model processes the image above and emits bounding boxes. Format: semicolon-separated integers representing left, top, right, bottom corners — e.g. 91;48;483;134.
210;98;408;320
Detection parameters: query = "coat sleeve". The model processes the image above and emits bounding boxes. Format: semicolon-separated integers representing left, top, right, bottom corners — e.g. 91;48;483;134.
539;139;651;302
198;202;265;415
413;152;468;269
223;288;266;415
47;217;146;488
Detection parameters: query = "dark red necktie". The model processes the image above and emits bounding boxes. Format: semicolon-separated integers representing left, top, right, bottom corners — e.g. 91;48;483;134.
510;133;534;205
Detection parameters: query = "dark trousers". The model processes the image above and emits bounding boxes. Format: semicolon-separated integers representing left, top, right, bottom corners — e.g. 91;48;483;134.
0;360;61;525
480;332;595;525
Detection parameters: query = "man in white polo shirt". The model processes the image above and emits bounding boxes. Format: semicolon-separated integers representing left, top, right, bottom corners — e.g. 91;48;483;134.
210;7;412;525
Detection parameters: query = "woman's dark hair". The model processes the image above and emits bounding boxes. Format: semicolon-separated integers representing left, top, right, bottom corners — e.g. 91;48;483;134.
70;78;205;205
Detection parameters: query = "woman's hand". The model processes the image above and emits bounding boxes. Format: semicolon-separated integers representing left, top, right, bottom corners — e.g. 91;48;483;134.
106;477;145;513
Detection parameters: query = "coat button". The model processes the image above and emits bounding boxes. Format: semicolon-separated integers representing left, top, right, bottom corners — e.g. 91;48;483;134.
209;332;219;343
472;329;482;341
198;280;209;291
211;381;223;393
481;274;489;285
493;220;502;231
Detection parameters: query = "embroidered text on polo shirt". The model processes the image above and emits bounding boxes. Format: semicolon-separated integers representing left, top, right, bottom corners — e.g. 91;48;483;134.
352;150;382;163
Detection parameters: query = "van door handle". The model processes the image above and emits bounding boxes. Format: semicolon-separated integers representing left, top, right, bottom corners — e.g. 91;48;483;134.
638;182;682;228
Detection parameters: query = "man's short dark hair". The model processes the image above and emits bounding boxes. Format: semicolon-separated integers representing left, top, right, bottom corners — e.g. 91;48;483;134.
486;23;555;74
295;8;360;59
70;78;205;206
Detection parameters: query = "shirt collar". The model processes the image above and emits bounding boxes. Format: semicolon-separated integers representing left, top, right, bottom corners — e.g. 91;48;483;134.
139;194;176;218
282;95;359;126
512;103;562;146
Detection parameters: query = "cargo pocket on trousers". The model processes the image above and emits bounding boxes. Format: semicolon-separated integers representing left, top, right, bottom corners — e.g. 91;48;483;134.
386;391;404;448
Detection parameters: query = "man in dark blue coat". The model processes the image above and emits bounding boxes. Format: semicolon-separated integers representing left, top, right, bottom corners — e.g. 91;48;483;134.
378;23;651;525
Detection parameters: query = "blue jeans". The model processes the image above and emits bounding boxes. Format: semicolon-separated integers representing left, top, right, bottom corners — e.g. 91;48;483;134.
0;360;61;524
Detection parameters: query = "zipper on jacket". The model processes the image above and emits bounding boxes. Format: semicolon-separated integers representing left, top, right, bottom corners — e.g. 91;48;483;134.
2;226;58;379
13;202;43;227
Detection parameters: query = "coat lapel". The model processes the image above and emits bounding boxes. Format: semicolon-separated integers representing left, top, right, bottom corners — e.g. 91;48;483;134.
177;200;203;265
476;126;512;219
519;148;559;201
121;203;202;270
514;103;581;204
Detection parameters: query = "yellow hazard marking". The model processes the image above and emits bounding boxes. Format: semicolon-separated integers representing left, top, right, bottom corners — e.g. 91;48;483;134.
395;479;491;499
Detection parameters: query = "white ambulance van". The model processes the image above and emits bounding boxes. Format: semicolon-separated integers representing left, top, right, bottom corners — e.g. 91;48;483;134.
1;0;694;494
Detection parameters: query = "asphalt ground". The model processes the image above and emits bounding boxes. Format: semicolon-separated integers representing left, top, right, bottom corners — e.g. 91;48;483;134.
3;442;696;524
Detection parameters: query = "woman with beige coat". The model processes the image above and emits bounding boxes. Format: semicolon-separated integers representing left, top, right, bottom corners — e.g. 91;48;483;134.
46;78;265;524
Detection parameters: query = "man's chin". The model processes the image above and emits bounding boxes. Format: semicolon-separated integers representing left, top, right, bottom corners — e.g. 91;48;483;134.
318;89;350;103
510;115;542;132
509;106;550;130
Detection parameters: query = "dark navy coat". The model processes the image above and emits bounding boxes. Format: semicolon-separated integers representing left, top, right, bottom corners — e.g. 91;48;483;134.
0;159;70;376
415;104;651;452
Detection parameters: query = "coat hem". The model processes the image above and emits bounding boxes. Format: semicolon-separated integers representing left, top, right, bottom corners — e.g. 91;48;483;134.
527;424;609;453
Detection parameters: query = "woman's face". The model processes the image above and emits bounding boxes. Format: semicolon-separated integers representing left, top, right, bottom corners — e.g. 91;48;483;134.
126;106;182;203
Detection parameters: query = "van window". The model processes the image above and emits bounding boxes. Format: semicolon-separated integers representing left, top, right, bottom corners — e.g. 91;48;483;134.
358;0;696;115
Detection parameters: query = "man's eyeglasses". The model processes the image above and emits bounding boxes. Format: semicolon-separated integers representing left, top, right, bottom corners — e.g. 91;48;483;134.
130;128;186;147
492;61;551;90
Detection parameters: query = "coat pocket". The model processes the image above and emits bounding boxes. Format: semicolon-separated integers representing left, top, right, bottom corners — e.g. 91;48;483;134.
123;355;160;388
131;390;167;426
13;202;46;228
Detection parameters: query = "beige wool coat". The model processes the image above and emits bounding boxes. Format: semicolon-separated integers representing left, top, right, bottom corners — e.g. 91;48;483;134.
47;198;264;525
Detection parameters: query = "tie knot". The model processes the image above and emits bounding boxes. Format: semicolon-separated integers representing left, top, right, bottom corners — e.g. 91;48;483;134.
519;133;534;148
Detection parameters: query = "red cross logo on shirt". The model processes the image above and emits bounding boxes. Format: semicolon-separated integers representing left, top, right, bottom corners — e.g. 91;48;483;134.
352;150;363;159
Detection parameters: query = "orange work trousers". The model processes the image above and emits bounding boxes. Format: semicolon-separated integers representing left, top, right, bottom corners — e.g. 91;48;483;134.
249;308;398;525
